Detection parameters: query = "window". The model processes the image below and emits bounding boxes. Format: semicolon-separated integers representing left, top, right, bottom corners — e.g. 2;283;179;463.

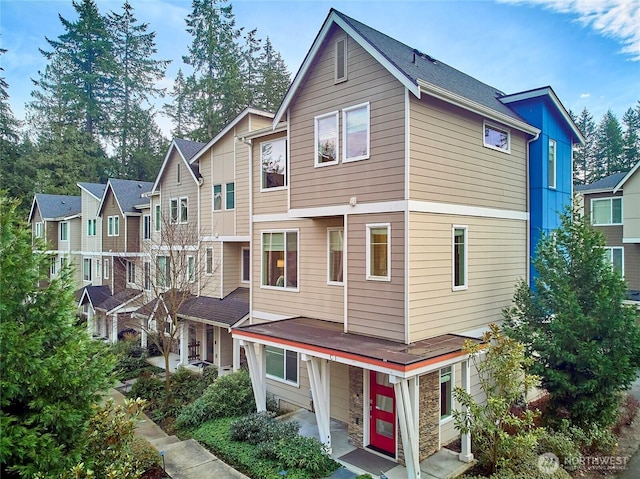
95;258;100;278
87;219;96;236
266;345;298;384
187;256;195;283
335;37;347;82
154;204;161;232
327;228;344;284
60;221;68;241
157;255;170;288
242;248;250;282
205;247;213;275
343;103;370;162
50;257;56;277
483;121;510;153
144;262;151;291
315;111;339;166
61;256;67;271
107;216;119;236
35;222;43;238
179;197;188;223
83;258;92;282
453;226;468;290
104;259;109;279
262;231;298;289
127;261;136;284
604;247;624;276
366;224;390;281
177;163;181;184
261;138;286;189
213;185;222;211
548;139;557;189
440;366;452;420
591;197;622;225
170;199;178;224
143;215;151;240
226;182;235;210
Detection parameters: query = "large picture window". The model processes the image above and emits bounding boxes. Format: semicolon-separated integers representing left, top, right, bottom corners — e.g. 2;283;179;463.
591;197;622;225
453;226;468;290
266;346;298;384
327;228;344;284
483;121;510;153
315;111;339;166
343;103;370;162
366;224;390;281
262;231;298;289
261;138;286;189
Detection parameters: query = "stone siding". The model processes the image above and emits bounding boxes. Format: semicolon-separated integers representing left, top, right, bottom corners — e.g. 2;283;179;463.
348;366;364;447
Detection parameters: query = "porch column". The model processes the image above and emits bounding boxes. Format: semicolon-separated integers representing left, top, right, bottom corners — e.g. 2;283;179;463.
391;375;420;479
179;323;188;366
87;312;94;337
241;340;266;412
232;337;241;371
140;327;147;348
459;360;474;463
302;354;331;453
111;314;118;344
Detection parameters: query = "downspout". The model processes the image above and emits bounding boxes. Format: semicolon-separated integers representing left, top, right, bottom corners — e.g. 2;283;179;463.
526;131;540;286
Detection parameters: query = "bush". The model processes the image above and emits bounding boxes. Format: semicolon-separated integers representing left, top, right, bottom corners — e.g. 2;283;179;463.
613;393;639;434
130;436;161;472
129;372;165;409
261;435;338;476
536;430;582;472
171;366;206;404
564;422;617;455
230;412;299;445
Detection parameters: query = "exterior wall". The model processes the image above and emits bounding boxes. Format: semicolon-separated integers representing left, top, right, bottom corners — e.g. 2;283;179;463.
126;216;140;253
199;240;223;299
346;212;405;342
252;131;289;216
418;372;439;460
409;95;528;211
330;361;350;423
81;189;102;253
348;366;364;449
408;212;527;341
623;170;640;241
46;220;58;250
222;242;248;296
288;26;406;210
102;190;126;253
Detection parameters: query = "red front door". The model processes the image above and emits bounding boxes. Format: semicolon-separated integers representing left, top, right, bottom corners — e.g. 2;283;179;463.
369;370;396;456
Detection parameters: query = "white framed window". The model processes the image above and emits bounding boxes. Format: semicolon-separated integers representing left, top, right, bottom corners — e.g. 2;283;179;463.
35;222;43;238
143;214;151;240
213;185;222;211
266;345;298;385
335;36;347;83
95;258;100;278
261;138;287;190
366;224;390;281
107;216;119;236
591;197;622;226
83;258;92;282
157;255;170;288
144;262;151;291
170;198;178;224
127;261;136;284
226;182;235;210
241;247;250;283
483;121;511;153
603;247;624;276
440;366;453;421
50;257;56;277
154;204;161;232
327;228;344;284
343;102;370;162
179;197;188;223
548;139;557;189
60;221;68;241
87;219;96;236
453;226;468;290
176;163;182;184
205;247;213;275
262;231;298;290
104;259;109;279
315;111;339;167
186;255;195;283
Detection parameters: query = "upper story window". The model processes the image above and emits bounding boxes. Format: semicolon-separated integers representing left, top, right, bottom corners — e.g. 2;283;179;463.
242;248;250;283
157;255;170;288
87;219;97;236
483;121;510;153
343;102;370;162
154;204;161;232
144;262;151;291
327;228;344;284
83;258;92;282
226;182;235;210
104;259;109;279
262;231;298;289
548;139;557;189
170;199;178;223
143;215;151;240
315;111;339;166
177;163;182;184
335;37;347;83
35;222;43;238
60;221;68;241
261;138;287;190
604;247;624;276
266;345;298;385
107;216;119;236
213;185;222;211
186;255;195;283
205;247;213;275
50;257;57;277
366;224;390;281
180;197;188;223
127;261;136;284
591;197;622;226
453;226;468;290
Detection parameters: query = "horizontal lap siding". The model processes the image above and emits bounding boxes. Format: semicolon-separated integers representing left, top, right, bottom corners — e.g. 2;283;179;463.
199;147;213;235
331;361;349;423
289;27;405;210
212;131;237;237
223;242;241;296
253;132;289;215
102;197;124;252
126;216;139;252
346;212;405;342
252;218;344;321
199;241;222;299
409;95;528;211
235;143;250;236
408;212;526;341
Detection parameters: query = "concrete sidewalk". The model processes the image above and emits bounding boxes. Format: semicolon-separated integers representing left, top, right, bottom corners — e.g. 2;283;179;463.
110;388;249;479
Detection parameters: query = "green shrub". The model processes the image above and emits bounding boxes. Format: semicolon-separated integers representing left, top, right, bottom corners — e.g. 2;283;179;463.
130;436;161;472
129;372;165;409
230;412;299;445
565;422;616;455
355;475;374;479
263;435;338;476
171;366;205;404
536;430;581;472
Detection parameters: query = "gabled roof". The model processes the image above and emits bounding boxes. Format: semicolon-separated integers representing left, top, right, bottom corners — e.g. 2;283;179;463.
190;107;274;164
274;9;537;135
78;285;112;309
614;160;640;193
77;182;106;200
95;288;143;314
179;288;249;327
29;194;81;222
98;178;153;217
574;172;628;194
150;139;205;193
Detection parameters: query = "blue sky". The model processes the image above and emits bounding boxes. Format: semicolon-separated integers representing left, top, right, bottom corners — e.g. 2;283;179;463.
2;0;639;137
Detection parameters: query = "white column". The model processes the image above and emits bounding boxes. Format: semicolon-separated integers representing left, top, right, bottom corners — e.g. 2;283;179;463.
391;375;420;479
303;354;332;453
242;340;266;411
179;323;188;365
232;337;241;371
459;360;474;463
140;327;147;348
111;314;118;344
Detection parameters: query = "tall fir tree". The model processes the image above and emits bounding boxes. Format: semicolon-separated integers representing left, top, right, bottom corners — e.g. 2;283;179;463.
571;108;596;185
240;28;262;108
256;36;290;113
621;103;640;171
162;68;197;139
593;110;625;180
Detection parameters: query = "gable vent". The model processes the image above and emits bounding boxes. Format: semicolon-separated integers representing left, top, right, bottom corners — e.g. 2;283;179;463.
335;37;347;83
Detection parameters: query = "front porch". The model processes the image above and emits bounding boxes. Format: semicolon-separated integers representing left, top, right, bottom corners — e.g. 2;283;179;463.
145;352;233;375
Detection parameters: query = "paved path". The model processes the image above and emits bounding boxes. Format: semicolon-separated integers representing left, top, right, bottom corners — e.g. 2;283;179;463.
110;388;249;479
617;374;640;479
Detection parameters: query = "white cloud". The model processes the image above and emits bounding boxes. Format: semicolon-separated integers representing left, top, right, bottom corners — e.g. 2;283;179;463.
580;93;591;98
501;0;640;60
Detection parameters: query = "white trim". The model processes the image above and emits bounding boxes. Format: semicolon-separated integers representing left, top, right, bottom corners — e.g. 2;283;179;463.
590;197;623;226
342;102;370;163
623;238;640;244
366;223;391;281
252;310;293;321
201;235;251;242
253;213;299;223
548;139;557;189
59;221;69;241
150;139;201;193
212;184;223;211
343;215;348;333
613;160;640;193
259;137;287;192
409;200;529;221
179;196;188;224
265;345;300;387
482;120;511;154
314;110;339;167
327;227;344;285
289;200;406;218
452;225;468;291
225;181;235;210
260;229;300;292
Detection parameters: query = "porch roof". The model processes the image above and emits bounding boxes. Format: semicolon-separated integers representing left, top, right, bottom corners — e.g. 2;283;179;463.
234;317;481;375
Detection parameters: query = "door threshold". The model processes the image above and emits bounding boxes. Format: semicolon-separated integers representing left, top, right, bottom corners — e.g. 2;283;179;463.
366;444;395;459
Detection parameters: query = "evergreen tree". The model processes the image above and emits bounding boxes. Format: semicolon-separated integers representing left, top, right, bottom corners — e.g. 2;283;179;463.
256;36;290;113
162;68;196;139
621;103;640;171
503;205;640;428
593;110;625;179
240;28;262;108
0;196;115;477
124;105;167;181
571;108;596;185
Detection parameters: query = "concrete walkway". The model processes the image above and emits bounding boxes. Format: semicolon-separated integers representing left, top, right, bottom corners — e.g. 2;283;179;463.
110;388;249;479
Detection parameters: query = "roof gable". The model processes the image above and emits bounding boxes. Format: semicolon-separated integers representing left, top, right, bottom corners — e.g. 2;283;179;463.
614;160;640;193
151;139;205;192
97;179;153;216
574;171;628;193
29;194;82;222
77;182;107;200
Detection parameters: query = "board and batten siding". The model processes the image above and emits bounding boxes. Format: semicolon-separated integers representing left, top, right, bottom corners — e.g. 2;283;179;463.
409;95;528;211
252;131;289;216
288;26;406;210
346;212;405;342
102;195;124;253
251;218;344;322
408;212;527;341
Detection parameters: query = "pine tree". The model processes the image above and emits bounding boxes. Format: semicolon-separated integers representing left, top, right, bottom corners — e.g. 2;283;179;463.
594;110;625;179
240;28;262;108
256;37;290;113
571;108;596;185
621;103;640;171
162;68;197;139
